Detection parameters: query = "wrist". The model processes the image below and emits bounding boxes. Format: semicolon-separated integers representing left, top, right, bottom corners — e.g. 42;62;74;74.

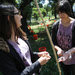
65;50;72;59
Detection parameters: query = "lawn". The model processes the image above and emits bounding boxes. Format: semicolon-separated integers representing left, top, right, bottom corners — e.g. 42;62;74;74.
27;18;64;75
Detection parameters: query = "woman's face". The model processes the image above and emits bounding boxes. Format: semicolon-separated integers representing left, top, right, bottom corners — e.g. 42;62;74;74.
14;8;23;28
58;12;68;20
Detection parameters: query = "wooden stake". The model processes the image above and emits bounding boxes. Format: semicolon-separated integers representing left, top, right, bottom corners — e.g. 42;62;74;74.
34;0;61;75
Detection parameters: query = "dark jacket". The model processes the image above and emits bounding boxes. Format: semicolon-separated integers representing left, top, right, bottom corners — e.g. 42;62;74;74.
52;20;75;47
0;38;41;75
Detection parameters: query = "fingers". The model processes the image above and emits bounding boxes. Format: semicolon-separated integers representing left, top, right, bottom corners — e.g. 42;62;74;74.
55;45;60;51
41;52;51;59
55;46;64;57
38;51;51;65
58;52;72;62
58;57;65;62
55;46;63;52
38;56;51;65
38;51;50;57
57;51;64;57
40;51;49;54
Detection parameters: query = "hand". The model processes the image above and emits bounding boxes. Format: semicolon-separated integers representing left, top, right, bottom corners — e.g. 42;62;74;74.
38;55;51;65
38;51;49;57
58;51;71;62
55;45;64;57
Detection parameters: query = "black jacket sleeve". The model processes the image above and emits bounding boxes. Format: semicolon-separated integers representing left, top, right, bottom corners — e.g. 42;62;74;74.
72;21;75;47
21;61;41;75
51;20;59;45
0;50;41;75
0;50;20;75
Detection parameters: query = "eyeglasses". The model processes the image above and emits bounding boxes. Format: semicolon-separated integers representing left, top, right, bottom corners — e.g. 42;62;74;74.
14;11;21;15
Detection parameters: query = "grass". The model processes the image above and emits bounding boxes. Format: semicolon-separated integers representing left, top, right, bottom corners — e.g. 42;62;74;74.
28;31;60;75
27;17;64;75
28;25;63;75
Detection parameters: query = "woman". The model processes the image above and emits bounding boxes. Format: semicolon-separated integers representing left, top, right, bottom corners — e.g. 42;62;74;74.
52;0;75;75
0;3;51;75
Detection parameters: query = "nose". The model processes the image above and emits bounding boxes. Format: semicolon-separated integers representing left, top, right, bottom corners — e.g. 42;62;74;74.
21;15;23;19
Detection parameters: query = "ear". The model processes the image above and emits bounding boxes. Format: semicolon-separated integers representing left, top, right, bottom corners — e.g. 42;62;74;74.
8;16;10;21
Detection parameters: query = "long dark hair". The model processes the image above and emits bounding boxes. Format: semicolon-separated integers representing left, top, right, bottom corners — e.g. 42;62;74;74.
0;3;27;41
